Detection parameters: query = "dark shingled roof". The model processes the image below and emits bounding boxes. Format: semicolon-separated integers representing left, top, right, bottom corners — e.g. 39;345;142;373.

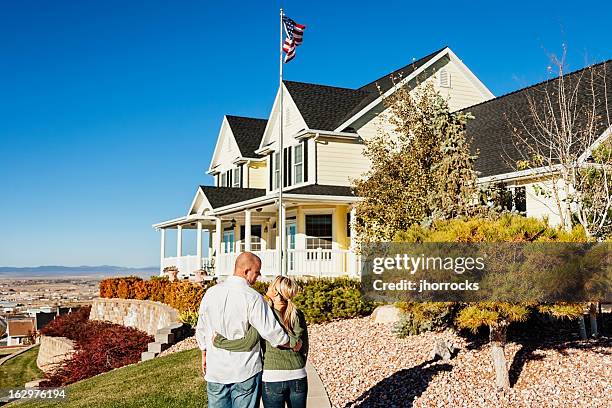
465;60;612;178
199;186;266;209
359;46;447;95
283;47;446;132
285;184;355;197
283;81;370;131
225;115;268;158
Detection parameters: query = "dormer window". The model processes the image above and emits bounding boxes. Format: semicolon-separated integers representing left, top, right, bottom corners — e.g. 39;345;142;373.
233;167;241;188
294;144;303;184
220;172;227;187
274;152;281;189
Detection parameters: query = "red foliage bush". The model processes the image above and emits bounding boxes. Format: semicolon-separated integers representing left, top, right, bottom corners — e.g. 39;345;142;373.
40;306;153;387
40;306;91;343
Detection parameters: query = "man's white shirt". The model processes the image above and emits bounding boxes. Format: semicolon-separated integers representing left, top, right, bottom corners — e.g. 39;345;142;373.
195;276;289;384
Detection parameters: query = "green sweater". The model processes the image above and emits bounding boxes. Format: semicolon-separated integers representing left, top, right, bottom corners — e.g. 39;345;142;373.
214;308;308;372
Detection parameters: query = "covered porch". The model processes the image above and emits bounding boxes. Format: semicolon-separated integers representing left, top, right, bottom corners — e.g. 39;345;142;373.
153;186;361;279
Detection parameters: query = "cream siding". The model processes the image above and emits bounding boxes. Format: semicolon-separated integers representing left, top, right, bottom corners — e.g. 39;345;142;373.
515;178;568;227
247;161;267;189
316;139;370;186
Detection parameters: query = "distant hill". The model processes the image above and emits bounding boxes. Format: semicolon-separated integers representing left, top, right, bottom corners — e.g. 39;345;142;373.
0;265;159;279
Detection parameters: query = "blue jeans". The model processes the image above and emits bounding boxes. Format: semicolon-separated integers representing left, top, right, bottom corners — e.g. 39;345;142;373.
207;371;262;408
262;377;308;408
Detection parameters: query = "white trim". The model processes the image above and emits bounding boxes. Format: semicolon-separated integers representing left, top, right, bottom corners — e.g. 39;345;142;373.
207;116;232;174
257;83;308;151
188;187;214;216
476;165;563;184
577;125;612;164
152;214;217;230
294;129;360;140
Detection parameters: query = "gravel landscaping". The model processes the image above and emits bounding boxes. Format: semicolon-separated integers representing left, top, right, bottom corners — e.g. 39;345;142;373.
308;317;611;408
161;318;611;408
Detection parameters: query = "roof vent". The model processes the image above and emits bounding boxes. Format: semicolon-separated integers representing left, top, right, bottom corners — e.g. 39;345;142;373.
439;69;451;88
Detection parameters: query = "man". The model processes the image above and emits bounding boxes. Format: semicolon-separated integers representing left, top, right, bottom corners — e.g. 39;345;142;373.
196;252;290;408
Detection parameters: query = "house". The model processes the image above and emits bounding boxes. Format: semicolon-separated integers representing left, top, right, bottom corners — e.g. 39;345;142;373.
466;60;612;227
5;317;35;346
153;47;611;278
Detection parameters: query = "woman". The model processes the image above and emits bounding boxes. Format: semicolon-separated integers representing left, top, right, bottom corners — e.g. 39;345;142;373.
214;276;309;408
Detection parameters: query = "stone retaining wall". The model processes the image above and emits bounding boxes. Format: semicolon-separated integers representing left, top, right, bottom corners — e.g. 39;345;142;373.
37;335;75;373
89;298;181;336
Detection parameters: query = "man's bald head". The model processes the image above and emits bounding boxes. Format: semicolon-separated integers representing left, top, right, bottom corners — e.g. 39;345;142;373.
234;252;262;285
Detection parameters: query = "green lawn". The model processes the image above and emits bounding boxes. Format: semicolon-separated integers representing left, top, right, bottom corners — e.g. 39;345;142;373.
0;347;26;357
0;346;43;389
10;348;207;408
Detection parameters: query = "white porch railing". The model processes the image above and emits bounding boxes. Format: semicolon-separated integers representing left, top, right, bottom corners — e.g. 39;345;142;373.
162;250;361;278
161;256;213;278
216;249;360;278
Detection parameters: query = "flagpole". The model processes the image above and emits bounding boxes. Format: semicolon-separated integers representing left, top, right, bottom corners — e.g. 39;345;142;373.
278;8;285;277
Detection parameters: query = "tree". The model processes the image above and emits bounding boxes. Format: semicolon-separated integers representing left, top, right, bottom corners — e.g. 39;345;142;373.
352;81;481;243
509;49;612;239
397;216;586;390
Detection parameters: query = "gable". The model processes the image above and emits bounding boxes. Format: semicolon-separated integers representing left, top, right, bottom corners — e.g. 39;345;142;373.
350;51;494;141
258;85;308;150
226;116;267;158
208;116;242;174
336;47;493;133
188;187;214;215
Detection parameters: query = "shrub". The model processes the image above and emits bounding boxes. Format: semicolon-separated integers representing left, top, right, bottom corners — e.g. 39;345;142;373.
393;302;458;337
42;322;152;387
100;276;374;326
40;306;91;342
40;305;152;387
294;278;374;324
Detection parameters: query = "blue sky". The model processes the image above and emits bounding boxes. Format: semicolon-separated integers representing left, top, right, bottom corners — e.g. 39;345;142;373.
1;0;610;267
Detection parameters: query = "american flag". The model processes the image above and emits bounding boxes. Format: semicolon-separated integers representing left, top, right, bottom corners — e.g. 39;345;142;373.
282;15;305;63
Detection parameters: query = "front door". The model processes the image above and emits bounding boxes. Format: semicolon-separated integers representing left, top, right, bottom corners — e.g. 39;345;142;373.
286;220;297;273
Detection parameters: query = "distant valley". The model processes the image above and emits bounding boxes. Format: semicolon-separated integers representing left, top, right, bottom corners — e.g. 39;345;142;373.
0;265;158;279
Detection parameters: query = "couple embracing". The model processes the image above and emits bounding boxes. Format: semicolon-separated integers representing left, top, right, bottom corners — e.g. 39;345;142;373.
195;252;309;408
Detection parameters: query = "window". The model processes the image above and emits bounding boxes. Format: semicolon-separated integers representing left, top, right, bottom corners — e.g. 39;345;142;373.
274;152;281;190
346;212;351;238
293;144;303;184
512;186;527;214
233;167;241;188
220;173;227;187
305;214;332;250
223;230;235;253
240;225;262;251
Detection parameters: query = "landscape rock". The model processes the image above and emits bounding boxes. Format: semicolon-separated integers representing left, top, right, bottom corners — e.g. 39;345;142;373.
370;304;402;324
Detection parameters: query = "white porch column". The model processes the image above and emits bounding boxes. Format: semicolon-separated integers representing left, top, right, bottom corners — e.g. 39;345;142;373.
196;221;203;269
208;230;213;259
280;203;287;276
159;229;166;275
350;206;357;248
176;225;183;258
215;218;222;258
349;206;358;277
245;210;252;252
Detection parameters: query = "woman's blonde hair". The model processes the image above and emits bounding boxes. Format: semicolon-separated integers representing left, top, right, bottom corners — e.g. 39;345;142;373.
269;276;300;333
